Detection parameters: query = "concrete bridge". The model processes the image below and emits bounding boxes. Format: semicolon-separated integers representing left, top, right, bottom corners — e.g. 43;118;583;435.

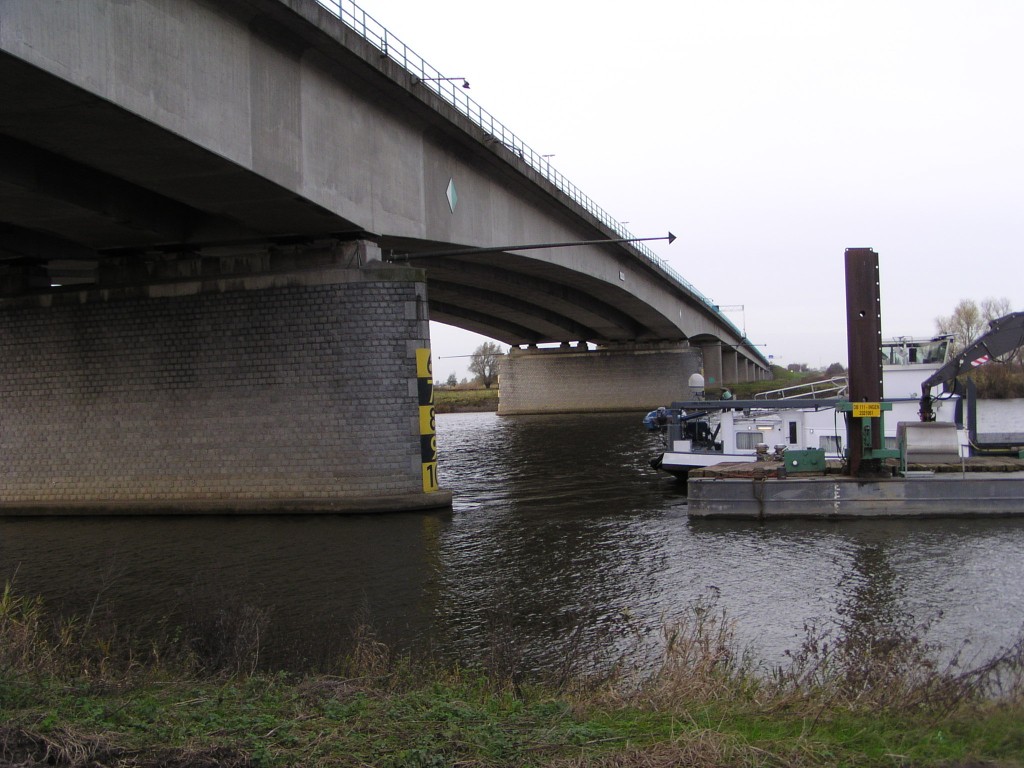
0;0;768;513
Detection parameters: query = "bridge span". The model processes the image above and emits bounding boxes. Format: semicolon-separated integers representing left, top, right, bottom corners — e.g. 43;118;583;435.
0;0;768;512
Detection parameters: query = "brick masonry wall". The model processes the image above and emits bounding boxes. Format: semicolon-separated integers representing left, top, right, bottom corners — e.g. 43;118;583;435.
0;270;439;511
497;344;703;415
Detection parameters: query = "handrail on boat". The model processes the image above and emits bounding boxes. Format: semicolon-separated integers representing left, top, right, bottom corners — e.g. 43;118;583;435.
753;377;849;401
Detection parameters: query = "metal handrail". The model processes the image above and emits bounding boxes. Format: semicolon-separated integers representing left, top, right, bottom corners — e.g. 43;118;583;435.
311;0;747;344
754;377;849;400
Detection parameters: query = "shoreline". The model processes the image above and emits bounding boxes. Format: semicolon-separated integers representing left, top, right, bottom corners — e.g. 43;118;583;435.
2;584;1021;767
434;387;499;414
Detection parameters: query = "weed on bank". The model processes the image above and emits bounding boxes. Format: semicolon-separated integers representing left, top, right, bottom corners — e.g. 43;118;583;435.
1;583;1022;767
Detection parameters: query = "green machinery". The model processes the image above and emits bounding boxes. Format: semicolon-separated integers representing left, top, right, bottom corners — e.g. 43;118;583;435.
836;399;902;469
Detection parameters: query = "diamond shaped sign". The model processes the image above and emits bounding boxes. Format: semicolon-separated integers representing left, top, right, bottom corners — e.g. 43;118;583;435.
446;177;458;213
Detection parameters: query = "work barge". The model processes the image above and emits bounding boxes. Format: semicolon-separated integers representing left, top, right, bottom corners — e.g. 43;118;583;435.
685;248;1024;520
686;458;1024;519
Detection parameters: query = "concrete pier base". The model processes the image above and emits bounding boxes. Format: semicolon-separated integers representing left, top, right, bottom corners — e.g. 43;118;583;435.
0;244;451;514
497;342;702;415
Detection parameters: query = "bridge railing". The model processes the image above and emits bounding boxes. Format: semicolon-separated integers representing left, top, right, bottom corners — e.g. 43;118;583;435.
312;0;748;347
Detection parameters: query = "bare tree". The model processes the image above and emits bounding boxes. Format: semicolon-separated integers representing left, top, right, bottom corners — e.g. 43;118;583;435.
936;297;1016;359
935;299;985;356
468;341;504;389
981;297;1012;323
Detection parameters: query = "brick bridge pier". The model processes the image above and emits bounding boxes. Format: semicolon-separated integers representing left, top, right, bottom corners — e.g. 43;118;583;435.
0;242;451;514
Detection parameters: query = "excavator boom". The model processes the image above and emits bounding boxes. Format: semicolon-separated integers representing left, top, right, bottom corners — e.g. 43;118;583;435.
920;311;1024;421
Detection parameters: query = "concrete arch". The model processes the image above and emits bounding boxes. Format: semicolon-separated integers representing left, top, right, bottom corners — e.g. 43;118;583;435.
415;254;653;345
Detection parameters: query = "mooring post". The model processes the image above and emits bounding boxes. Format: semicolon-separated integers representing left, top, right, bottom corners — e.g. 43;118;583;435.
844;248;885;476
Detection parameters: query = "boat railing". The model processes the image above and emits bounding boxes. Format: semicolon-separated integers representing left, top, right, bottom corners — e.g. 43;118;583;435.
754;377;849;401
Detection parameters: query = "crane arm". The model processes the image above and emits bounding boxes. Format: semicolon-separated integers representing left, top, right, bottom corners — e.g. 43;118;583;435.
920;311;1024;421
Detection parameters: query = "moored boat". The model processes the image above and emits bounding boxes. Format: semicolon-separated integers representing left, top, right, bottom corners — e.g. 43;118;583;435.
649;335;966;479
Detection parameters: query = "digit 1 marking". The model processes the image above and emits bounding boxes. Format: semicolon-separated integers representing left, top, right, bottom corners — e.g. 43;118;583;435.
422;462;438;492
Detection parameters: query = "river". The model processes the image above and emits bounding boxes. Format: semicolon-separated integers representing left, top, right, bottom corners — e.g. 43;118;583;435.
1;410;1022;673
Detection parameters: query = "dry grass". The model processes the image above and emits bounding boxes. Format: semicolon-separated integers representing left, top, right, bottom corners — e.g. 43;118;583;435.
0;578;270;685
0;726;254;768
0;581;90;680
770;612;1024;716
640;600;758;706
2;581;1023;767
5;576;1023;714
577;591;1024;724
546;732;774;768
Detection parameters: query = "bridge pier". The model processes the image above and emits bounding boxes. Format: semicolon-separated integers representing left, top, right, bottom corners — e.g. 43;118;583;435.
497;342;702;415
719;347;739;384
697;343;724;390
0;241;451;514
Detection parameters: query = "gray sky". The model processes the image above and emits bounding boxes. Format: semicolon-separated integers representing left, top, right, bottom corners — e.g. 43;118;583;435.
358;0;1024;381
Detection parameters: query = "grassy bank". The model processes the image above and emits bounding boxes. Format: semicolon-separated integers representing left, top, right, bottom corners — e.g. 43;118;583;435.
434;386;499;413
1;585;1022;767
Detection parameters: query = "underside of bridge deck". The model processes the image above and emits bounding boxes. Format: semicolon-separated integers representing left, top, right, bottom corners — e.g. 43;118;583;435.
415;254;681;346
0;0;766;513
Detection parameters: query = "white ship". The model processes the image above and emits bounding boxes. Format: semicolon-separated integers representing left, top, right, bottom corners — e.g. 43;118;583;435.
648;335;966;478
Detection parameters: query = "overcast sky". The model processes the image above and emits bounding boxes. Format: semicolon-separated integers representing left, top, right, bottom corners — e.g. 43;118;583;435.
356;0;1024;381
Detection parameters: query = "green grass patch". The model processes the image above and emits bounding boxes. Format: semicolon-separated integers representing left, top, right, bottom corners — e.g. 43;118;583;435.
434;386;499;413
7;681;1022;767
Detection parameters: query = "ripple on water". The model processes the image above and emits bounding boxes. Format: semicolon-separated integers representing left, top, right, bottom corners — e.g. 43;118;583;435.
0;410;1021;672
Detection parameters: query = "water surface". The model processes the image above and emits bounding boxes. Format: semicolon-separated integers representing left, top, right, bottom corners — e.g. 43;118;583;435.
1;411;1021;671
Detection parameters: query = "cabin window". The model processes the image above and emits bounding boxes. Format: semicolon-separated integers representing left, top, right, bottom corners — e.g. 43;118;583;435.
882;338;949;365
921;339;949;364
819;435;843;454
736;432;761;450
788;421;798;444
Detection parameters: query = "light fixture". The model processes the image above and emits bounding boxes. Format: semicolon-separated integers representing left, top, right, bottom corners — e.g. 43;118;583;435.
415;76;470;89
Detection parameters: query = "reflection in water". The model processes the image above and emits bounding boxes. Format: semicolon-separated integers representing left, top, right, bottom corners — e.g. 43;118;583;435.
0;411;1022;671
837;542;907;641
0;514;449;667
431;413;683;671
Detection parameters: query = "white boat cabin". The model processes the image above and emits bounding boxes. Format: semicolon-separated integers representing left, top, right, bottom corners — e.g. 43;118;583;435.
652;334;965;477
